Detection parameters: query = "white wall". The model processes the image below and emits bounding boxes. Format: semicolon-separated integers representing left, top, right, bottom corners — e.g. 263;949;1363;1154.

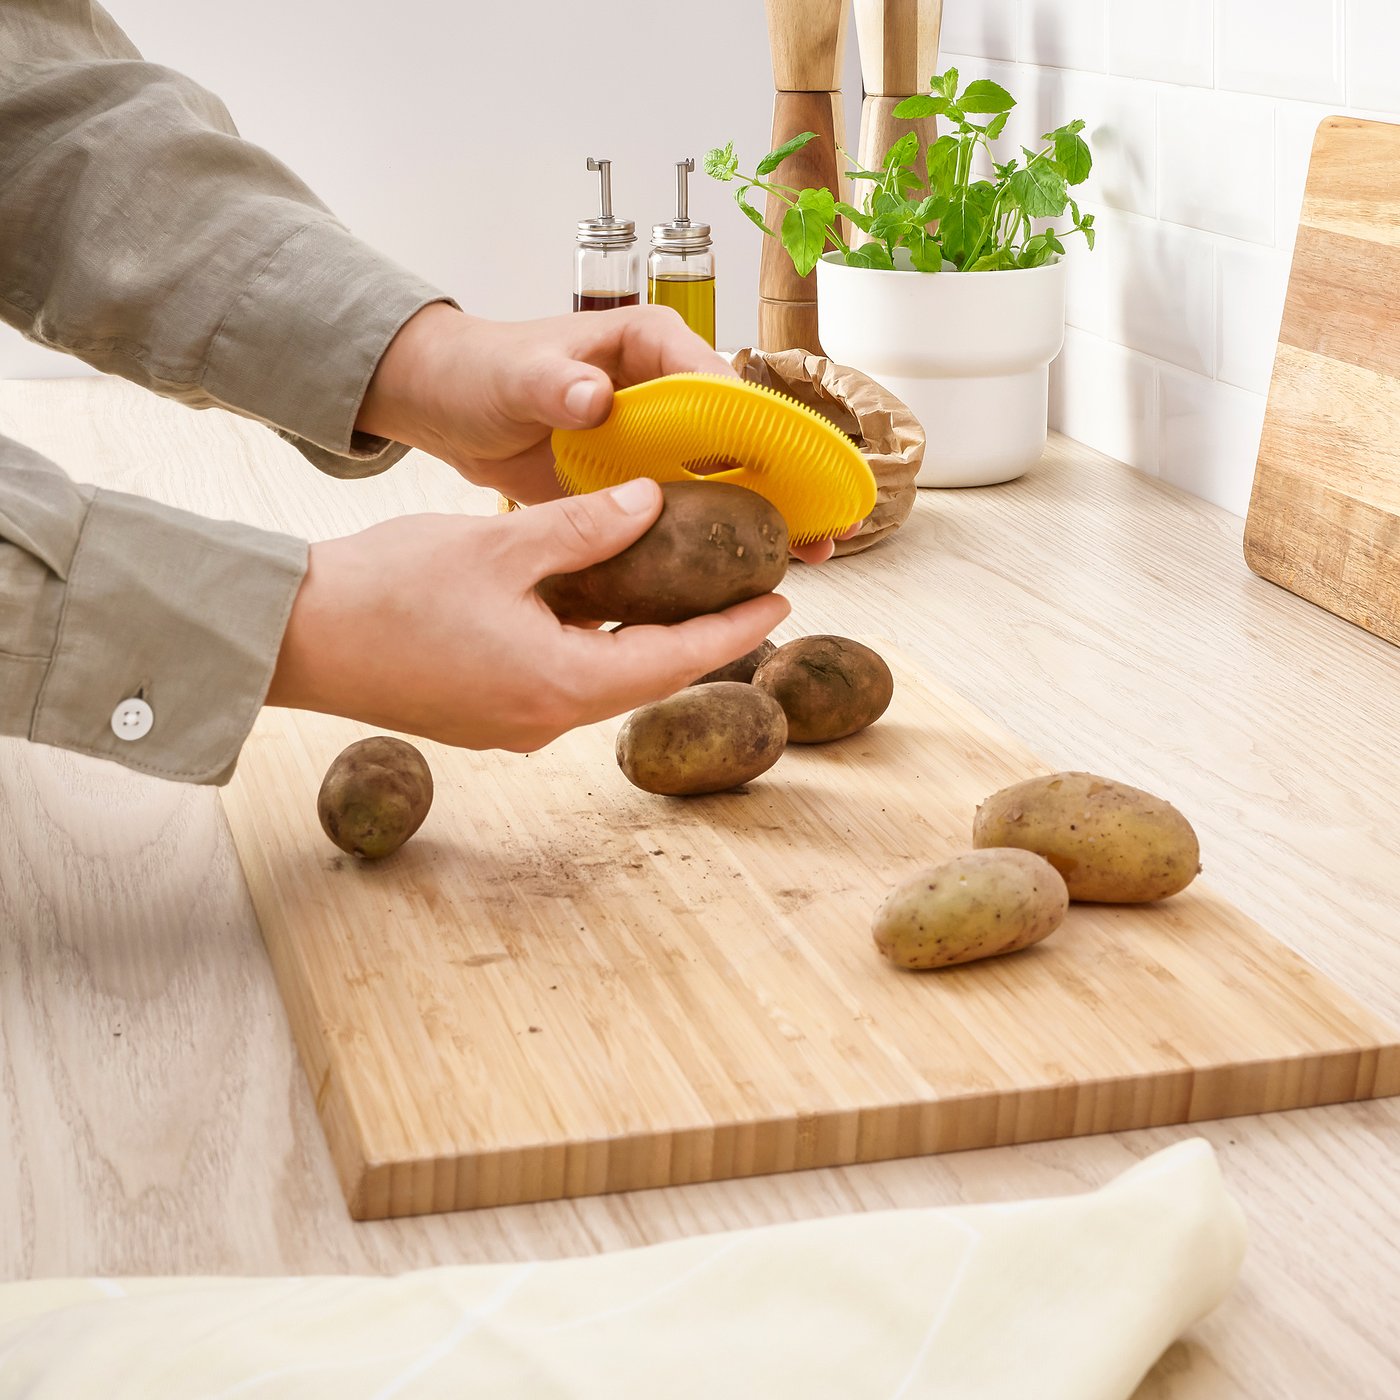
0;0;861;375
939;0;1400;514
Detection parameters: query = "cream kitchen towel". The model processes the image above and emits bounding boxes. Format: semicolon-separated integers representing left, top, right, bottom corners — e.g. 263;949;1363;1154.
0;1138;1244;1399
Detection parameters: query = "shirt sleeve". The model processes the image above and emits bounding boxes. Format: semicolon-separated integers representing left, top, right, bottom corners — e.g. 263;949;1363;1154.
1;433;306;785
0;0;455;480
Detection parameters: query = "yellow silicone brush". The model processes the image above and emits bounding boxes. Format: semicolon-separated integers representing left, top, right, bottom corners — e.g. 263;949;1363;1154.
551;373;877;545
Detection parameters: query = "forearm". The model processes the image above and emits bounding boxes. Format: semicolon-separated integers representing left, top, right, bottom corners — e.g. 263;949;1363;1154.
0;0;451;479
1;435;305;784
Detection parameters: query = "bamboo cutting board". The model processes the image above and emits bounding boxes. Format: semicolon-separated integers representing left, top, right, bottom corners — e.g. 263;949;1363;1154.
223;650;1400;1219
1245;116;1400;646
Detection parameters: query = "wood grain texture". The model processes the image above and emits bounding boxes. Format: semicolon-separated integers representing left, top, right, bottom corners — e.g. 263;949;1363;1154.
3;380;1400;1396
223;663;1400;1218
757;295;823;354
856;96;940;221
765;0;850;91
854;0;943;96
759;91;846;303
1245;116;1400;647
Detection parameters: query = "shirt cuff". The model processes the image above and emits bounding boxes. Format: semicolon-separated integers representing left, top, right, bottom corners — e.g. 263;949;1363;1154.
29;487;307;785
200;217;455;480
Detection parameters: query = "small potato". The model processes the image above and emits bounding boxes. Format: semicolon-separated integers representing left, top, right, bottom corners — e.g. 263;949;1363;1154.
691;639;777;687
973;771;1201;903
617;682;788;796
537;481;788;625
753;635;893;743
873;849;1068;970
317;736;434;860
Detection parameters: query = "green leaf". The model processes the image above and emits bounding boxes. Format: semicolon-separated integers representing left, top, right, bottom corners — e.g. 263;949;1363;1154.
735;185;773;236
893;94;939;119
984;110;1010;141
781;187;837;276
969;247;1016;271
703;143;739;182
895;166;924;194
835;200;873;233
912;194;948;223
960;79;1015;114
994;157;1019;179
871;189;904;217
939;179;997;267
844;166;888;182
1051;129;1092;185
937;67;959;100
756;131;818;176
906;227;943;272
1007;159;1068;218
883;131;920;168
844;242;897;270
868;203;914;242
925;134;960;196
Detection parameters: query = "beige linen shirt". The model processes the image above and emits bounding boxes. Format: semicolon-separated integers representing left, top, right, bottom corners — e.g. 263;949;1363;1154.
0;0;450;783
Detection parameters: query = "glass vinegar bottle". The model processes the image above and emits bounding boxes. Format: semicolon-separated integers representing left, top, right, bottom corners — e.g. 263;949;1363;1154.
574;157;640;311
648;158;716;347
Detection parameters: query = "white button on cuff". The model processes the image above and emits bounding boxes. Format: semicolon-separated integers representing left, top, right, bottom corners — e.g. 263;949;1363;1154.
111;697;154;741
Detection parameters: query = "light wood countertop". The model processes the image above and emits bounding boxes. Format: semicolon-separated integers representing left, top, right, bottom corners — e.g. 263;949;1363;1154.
2;377;1398;1397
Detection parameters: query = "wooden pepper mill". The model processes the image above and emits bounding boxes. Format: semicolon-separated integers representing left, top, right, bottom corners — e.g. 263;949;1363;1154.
852;1;943;244
758;0;849;354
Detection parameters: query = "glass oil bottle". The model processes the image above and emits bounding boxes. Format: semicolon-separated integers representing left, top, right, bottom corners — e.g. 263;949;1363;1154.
574;157;640;312
648;158;716;347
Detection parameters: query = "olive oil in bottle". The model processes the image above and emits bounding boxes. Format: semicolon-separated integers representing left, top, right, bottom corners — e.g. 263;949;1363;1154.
647;274;715;344
574;157;640;313
648;158;716;347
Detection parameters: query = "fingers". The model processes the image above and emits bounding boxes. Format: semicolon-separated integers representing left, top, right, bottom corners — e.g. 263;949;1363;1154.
506;478;662;580
791;539;837;565
560;306;736;387
562;592;792;723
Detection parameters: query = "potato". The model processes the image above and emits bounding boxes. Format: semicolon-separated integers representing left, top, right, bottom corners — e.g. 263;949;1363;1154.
317;736;434;860
973;772;1201;903
753;635;893;743
616;682;787;795
873;849;1069;970
537;481;788;625
691;638;777;686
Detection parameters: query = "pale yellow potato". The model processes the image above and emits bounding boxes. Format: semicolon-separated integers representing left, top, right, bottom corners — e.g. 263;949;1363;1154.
873;848;1069;970
973;771;1201;903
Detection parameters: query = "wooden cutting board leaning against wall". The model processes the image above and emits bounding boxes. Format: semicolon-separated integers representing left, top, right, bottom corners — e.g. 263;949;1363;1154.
221;647;1400;1219
1245;116;1400;645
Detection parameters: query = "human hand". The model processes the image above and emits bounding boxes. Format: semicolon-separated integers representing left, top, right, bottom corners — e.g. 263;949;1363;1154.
355;302;859;564
264;479;790;752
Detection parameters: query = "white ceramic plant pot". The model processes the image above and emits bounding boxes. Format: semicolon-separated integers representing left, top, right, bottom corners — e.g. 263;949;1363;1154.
815;250;1067;487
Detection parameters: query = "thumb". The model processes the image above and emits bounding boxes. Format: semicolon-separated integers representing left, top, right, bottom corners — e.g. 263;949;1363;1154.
515;478;662;580
524;358;615;429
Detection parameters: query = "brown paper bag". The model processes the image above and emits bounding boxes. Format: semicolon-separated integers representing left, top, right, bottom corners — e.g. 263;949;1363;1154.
730;347;924;555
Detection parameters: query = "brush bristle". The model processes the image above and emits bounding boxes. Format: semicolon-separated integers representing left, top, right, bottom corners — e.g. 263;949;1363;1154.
551;373;877;544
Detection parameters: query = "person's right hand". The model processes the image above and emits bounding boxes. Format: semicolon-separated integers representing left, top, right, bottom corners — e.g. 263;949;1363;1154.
264;478;790;751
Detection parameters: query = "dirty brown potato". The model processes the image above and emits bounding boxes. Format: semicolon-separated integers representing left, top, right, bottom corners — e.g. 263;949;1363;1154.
537;481;788;625
616;682;788;795
873;849;1069;970
972;771;1201;903
691;638;777;686
317;736;434;860
753;635;894;743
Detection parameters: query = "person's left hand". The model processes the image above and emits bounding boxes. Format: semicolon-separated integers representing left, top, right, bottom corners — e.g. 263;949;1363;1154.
355;302;859;564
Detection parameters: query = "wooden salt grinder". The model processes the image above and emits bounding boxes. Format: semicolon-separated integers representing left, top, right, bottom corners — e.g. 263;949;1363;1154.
759;0;850;353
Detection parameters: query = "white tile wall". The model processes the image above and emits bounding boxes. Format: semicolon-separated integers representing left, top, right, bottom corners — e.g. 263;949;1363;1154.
1346;0;1400;112
1157;86;1275;244
1107;0;1214;88
1216;0;1345;105
942;0;1400;514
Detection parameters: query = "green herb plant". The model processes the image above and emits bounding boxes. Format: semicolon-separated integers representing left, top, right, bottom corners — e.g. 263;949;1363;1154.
704;68;1096;276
